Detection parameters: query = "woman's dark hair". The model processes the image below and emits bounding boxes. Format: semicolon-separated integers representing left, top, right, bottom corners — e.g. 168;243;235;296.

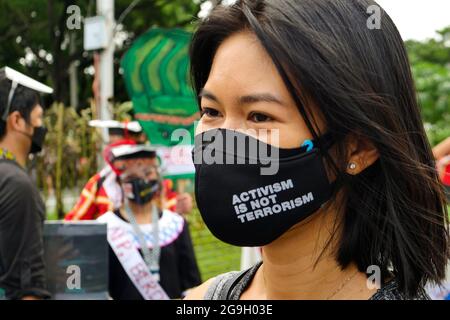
0;76;41;139
190;0;449;297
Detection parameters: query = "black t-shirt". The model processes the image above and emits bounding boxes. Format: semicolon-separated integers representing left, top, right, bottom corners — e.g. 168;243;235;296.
108;210;202;300
0;159;50;299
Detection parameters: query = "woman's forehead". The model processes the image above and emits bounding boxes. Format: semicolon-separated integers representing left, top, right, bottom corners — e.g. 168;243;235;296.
205;32;295;109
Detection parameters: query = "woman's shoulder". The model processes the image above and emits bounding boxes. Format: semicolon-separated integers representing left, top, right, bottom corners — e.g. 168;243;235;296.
184;271;240;300
369;279;431;300
185;263;262;300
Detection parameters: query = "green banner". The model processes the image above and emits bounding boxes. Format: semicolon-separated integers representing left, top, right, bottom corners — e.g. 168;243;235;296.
121;28;200;146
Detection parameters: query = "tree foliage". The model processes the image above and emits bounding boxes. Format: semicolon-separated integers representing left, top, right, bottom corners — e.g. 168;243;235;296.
405;27;450;146
0;0;202;106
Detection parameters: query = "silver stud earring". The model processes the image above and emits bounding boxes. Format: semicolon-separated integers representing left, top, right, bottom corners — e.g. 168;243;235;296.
348;162;357;170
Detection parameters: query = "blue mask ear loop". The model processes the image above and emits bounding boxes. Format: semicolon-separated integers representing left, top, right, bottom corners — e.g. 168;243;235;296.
301;139;314;152
301;132;335;152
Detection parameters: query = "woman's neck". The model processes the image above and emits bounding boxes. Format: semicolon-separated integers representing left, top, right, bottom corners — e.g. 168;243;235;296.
247;207;376;300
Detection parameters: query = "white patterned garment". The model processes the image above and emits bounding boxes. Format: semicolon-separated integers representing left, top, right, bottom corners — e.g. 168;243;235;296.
98;209;185;249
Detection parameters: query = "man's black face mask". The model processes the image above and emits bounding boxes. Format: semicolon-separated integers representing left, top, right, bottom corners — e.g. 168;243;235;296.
29;125;47;154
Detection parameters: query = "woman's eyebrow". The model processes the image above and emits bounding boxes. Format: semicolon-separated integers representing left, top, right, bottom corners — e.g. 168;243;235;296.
239;93;284;106
199;89;284;106
198;89;219;102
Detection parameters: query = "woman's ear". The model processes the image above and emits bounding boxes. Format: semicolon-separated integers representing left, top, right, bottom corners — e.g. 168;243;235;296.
345;135;379;175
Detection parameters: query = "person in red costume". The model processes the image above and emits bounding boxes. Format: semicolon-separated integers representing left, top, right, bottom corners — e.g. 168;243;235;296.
433;137;450;200
65;120;192;221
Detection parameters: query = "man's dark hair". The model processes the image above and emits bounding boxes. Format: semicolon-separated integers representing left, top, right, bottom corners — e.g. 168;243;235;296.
0;76;41;139
190;0;449;297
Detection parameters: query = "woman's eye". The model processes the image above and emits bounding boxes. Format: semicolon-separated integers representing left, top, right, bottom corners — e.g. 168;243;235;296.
201;107;221;118
249;112;273;123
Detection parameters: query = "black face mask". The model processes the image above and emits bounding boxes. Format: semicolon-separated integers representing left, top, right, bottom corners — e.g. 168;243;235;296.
123;178;160;205
16;125;47;154
192;128;335;247
29;126;47;154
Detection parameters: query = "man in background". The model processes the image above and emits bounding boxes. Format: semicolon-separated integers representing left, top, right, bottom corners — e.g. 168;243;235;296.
0;67;52;299
433;136;450;200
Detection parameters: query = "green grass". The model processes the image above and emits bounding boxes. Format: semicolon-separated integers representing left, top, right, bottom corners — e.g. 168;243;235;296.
47;211;58;221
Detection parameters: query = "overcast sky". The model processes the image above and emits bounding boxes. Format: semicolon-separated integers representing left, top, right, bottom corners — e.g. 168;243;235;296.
376;0;450;40
198;0;449;41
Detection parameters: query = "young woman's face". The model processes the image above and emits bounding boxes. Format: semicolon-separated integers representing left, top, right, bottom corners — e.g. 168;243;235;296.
116;157;160;182
196;31;326;148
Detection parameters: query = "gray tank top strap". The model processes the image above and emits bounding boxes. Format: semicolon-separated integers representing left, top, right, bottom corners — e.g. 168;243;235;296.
204;262;262;300
204;271;240;300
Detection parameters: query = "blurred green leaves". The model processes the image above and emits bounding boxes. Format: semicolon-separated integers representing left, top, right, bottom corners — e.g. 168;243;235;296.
406;27;450;146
